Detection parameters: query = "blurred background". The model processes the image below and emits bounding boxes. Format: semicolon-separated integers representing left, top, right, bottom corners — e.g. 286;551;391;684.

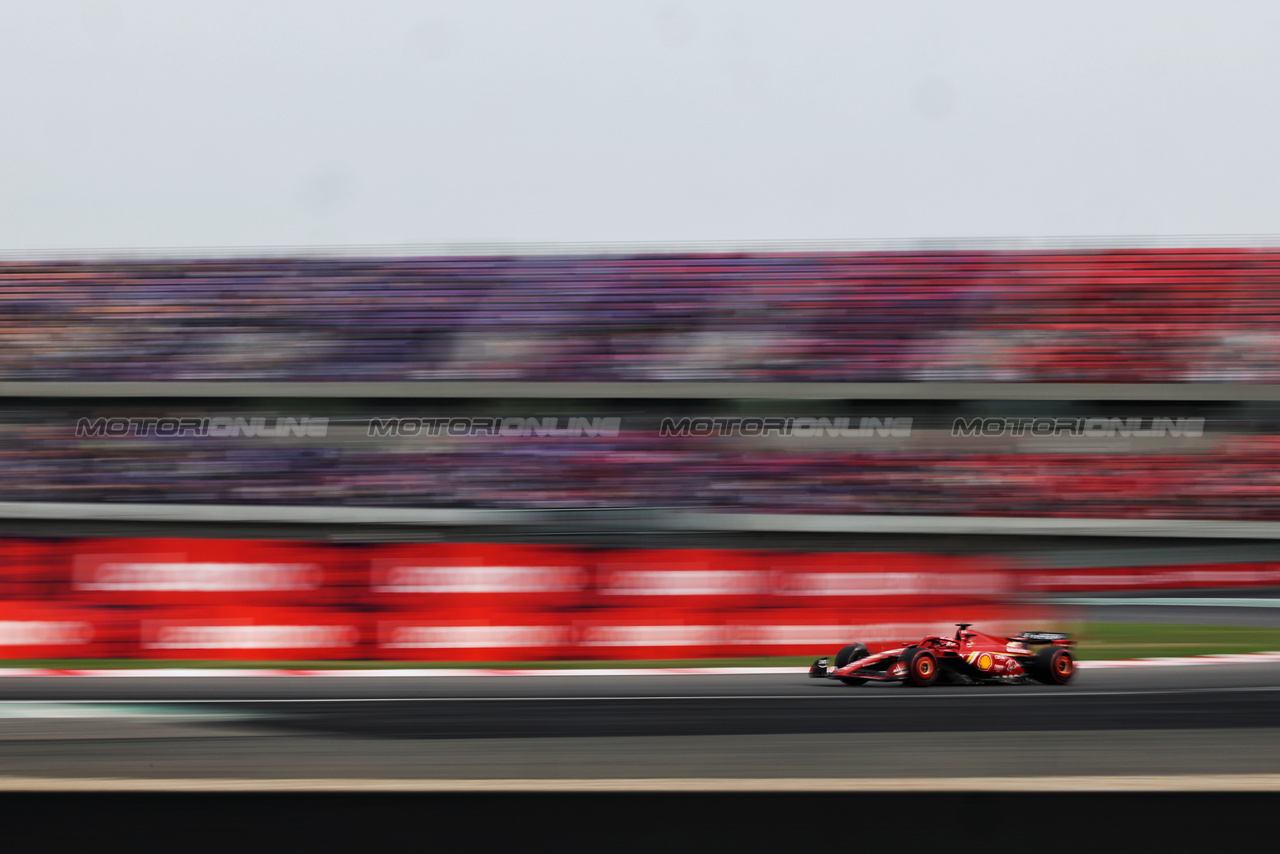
4;1;1280;665
3;248;1280;664
11;12;1280;831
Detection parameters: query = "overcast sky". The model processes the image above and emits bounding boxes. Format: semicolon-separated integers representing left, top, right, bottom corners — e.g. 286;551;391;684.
2;1;1278;253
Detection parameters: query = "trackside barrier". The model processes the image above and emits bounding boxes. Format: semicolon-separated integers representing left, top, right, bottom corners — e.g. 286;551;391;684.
1022;562;1280;592
0;536;1271;660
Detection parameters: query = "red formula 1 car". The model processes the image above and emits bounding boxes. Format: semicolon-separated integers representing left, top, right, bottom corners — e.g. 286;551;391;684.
808;624;1076;686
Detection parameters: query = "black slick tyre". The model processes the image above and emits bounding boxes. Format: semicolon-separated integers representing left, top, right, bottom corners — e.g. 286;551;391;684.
1032;646;1075;685
834;643;869;685
834;643;868;668
904;648;938;687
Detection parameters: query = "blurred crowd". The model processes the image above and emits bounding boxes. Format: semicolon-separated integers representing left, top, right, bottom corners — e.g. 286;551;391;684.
2;422;1278;520
5;247;1274;521
4;248;1280;382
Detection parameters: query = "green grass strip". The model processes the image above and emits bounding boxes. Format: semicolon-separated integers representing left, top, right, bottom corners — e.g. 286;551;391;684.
1066;622;1280;661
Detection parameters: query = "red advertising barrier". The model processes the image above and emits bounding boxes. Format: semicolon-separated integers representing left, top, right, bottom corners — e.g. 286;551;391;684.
63;537;363;606
374;613;575;662
1023;562;1280;593
3;534;1272;661
593;549;772;614
368;542;590;616
0;602;131;659
0;539;65;600
137;606;369;660
757;552;1007;607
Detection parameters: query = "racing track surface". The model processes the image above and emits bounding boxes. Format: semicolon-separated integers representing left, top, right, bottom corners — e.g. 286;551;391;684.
2;663;1280;785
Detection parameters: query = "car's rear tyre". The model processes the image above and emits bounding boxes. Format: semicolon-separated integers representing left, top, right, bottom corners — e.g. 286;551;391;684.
904;648;938;687
1032;646;1075;685
834;643;869;685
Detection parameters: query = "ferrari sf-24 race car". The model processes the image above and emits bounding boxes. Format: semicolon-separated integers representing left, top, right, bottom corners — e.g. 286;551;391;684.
808;624;1075;686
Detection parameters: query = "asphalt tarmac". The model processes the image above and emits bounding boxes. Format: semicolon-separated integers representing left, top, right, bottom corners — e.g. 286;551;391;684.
0;662;1276;787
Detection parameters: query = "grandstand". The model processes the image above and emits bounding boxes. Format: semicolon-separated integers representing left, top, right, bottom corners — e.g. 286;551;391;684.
1;246;1279;536
3;247;1280;383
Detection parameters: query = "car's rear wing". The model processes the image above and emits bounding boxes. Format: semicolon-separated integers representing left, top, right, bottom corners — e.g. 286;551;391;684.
1011;631;1073;645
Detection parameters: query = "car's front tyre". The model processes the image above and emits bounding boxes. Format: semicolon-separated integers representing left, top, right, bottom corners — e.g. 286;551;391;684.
835;643;869;685
903;648;938;687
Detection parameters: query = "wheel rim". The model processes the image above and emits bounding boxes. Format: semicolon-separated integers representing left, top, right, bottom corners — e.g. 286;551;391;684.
917;658;933;677
1055;654;1073;677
